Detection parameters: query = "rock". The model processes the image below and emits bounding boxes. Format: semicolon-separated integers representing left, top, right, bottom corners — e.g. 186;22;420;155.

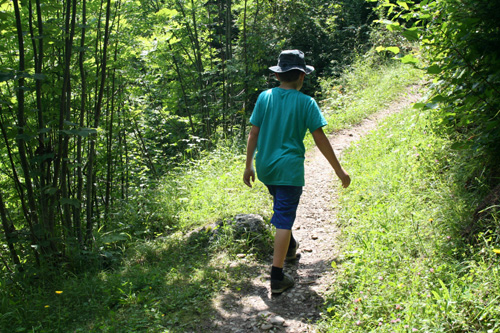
210;214;268;244
258;311;271;318
260;323;273;330
236;253;246;258
269;315;285;325
233;214;266;235
311;235;318;240
304;248;313;252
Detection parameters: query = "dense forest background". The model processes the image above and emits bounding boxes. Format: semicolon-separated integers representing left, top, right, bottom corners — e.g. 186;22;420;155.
1;0;500;329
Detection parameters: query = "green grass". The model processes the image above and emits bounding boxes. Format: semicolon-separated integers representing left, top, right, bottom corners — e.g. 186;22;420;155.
304;59;422;148
318;98;500;331
0;59;425;332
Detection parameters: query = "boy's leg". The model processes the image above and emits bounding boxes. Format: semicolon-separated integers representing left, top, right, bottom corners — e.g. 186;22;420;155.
266;185;302;293
273;228;292;268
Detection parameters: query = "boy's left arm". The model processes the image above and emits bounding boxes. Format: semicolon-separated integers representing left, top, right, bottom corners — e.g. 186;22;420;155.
243;125;260;188
312;127;351;188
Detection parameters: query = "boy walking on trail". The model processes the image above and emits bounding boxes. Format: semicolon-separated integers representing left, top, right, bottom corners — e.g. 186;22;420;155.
243;50;351;294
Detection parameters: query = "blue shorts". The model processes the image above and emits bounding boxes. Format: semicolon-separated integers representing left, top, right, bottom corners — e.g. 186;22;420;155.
266;185;303;230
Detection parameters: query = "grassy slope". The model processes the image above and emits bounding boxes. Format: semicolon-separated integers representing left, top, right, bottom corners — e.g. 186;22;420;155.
0;60;423;332
319;87;500;331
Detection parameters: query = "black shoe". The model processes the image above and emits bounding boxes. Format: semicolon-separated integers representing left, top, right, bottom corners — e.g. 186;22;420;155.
271;272;295;294
286;240;299;261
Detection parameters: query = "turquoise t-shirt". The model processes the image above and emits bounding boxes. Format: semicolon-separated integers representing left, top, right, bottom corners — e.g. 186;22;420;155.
250;87;327;186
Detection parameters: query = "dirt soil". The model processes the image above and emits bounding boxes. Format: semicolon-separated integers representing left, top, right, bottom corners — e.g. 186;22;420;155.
206;86;422;332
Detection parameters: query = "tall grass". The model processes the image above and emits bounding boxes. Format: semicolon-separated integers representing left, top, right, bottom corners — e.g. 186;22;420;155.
319;58;420;131
319;100;500;331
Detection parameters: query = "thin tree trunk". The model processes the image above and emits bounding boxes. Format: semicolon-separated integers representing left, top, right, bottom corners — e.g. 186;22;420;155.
176;0;209;138
75;0;87;247
168;42;196;135
59;0;78;244
104;8;121;222
0;192;22;271
241;0;248;137
28;0;50;229
86;0;112;245
12;0;42;259
133;118;158;178
225;0;232;136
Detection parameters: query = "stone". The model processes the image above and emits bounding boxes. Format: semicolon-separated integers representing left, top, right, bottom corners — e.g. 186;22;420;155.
311;235;318;240
258;311;271;318
269;315;285;325
260;323;273;330
233;214;266;235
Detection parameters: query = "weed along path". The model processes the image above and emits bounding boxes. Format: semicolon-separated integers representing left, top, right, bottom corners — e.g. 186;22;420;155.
205;86;422;333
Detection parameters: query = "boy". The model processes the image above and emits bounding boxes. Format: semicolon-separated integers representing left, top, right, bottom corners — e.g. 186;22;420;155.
243;50;351;294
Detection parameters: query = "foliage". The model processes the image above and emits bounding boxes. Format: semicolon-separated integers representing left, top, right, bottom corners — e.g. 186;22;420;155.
370;0;500;162
319;100;500;332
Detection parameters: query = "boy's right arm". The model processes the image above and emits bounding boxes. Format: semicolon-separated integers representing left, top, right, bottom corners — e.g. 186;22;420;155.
243;125;260;188
312;127;351;188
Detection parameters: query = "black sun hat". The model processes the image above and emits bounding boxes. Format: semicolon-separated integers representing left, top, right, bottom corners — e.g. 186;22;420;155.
269;50;315;74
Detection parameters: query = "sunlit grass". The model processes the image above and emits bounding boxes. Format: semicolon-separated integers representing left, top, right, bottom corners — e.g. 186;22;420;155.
319;101;500;331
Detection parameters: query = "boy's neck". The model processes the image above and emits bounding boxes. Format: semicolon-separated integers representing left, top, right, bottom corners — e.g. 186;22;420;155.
279;82;301;91
276;72;305;91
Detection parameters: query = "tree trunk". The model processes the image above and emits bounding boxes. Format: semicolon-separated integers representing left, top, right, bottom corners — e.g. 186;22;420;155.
86;0;112;245
12;0;42;260
0;192;22;271
75;0;87;247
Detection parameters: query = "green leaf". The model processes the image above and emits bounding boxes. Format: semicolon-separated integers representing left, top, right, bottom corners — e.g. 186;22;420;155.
387;24;402;32
60;128;97;137
60;198;80;208
399;54;418;64
33;73;46;80
402;28;420;41
0;11;10;21
426;65;442;74
64;120;79;126
31;153;55;164
397;1;409;10
375;19;396;25
44;187;58;195
0;72;14;82
385;47;400;54
450;142;468;150
16;133;33;141
100;232;131;244
425;103;439;109
431;95;446;102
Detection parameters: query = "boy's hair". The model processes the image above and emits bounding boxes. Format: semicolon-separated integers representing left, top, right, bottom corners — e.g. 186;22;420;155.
277;69;302;83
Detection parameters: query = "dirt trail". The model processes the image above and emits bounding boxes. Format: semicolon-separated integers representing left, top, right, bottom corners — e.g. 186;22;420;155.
206;86;422;332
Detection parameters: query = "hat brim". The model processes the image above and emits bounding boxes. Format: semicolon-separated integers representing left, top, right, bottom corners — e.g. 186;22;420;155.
269;65;315;74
